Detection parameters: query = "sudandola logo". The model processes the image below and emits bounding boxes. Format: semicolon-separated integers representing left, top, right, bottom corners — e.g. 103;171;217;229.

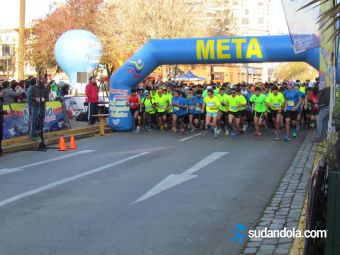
230;224;248;244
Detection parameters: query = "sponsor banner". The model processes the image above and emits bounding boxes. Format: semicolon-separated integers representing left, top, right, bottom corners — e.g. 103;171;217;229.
281;0;320;53
3;102;65;139
319;1;335;90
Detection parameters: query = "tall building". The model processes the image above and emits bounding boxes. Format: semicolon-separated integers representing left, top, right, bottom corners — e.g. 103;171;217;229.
227;0;272;36
183;0;275;83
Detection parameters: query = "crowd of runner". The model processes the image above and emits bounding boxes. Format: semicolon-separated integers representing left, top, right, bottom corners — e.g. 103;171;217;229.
127;80;319;141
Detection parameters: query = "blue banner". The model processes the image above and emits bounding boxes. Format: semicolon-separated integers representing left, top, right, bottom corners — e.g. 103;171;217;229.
3;102;65;139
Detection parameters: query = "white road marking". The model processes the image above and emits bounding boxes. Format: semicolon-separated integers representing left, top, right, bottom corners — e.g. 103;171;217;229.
0;152;150;208
0;150;96;176
178;133;202;142
132;152;228;204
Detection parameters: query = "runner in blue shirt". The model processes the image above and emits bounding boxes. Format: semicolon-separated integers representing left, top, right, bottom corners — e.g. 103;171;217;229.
187;90;197;133
283;82;303;141
172;90;187;135
294;84;306;130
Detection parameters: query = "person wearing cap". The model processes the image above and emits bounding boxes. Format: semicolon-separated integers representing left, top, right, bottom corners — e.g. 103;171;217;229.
202;89;220;138
172;90;187;135
250;87;267;139
142;91;156;131
283;82;303;141
128;88;142;133
155;89;170;131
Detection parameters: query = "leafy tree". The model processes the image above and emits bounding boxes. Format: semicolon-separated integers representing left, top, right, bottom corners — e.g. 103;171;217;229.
272;62;318;81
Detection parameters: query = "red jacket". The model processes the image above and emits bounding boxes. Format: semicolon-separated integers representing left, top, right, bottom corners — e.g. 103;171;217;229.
85;83;99;103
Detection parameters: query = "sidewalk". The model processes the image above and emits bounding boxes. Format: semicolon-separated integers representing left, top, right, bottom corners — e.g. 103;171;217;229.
2;120;112;154
240;131;318;255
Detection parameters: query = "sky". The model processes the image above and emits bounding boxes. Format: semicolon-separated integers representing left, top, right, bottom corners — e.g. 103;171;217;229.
0;0;288;34
0;0;66;28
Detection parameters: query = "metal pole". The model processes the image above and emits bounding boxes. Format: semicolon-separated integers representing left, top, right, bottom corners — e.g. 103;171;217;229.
18;0;25;80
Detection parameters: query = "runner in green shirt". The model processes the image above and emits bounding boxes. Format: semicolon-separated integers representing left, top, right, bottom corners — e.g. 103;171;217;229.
217;87;228;135
155;89;170;131
266;85;285;140
250;87;267;139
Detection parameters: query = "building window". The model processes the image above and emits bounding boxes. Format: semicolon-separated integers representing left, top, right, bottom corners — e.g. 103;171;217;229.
0;44;14;57
232;0;238;5
244;9;249;15
258;17;264;24
258;2;263;6
242;18;249;25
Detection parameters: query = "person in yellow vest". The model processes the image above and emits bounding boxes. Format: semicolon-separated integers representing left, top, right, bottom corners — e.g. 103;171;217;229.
266;85;285;140
142;91;157;132
226;88;243;136
155;89;170;131
202;89;220;138
217;87;229;135
236;86;247;133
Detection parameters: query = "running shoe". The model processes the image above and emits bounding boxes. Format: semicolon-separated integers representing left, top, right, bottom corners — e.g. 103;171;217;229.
172;128;177;135
225;129;230;136
274;135;280;140
284;135;291;142
181;129;185;135
190;129;195;133
292;132;297;138
136;125;141;133
242;125;247;132
214;132;218;139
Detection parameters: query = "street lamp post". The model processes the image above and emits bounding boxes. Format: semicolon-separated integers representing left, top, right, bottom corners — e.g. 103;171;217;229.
18;0;25;80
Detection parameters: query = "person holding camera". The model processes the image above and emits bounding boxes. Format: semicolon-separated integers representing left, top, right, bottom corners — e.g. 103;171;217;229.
29;79;49;142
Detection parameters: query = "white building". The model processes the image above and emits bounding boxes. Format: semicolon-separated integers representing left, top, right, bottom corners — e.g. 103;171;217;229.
0;29;36;81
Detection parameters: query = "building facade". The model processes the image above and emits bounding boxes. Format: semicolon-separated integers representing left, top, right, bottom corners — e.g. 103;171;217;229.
0;29;36;82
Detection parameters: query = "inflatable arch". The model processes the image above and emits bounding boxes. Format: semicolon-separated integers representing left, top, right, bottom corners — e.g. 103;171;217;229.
108;35;328;131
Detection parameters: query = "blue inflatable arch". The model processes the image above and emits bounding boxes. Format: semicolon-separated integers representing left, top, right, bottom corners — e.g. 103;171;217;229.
109;35;324;131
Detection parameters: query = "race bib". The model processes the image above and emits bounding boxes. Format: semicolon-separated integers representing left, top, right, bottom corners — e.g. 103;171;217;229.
287;100;295;107
273;103;281;108
207;102;214;107
189;106;194;110
174;106;180;111
196;106;202;111
231;106;237;110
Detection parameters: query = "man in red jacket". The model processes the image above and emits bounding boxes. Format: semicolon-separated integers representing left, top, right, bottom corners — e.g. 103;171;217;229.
85;77;99;126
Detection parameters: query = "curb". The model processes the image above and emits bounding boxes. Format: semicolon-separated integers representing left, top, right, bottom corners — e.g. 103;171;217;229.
2;126;113;154
240;131;318;255
289;144;322;255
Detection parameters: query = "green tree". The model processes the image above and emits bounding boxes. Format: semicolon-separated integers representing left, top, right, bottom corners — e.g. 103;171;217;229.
273;62;318;81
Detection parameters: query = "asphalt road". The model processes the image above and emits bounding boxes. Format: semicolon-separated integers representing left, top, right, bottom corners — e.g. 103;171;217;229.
0;130;306;255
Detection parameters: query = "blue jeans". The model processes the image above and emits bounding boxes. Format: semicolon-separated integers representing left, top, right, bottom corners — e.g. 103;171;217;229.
30;106;45;137
316;105;329;139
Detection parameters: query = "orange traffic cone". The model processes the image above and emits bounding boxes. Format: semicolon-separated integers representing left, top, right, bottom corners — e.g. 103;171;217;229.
58;137;67;151
69;134;77;150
